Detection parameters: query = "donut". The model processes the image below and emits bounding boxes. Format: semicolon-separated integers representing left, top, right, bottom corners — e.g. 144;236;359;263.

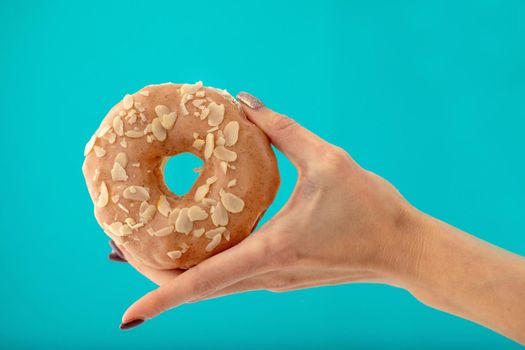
82;82;280;269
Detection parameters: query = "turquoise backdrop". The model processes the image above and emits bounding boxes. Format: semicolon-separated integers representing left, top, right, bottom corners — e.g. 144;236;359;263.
0;0;523;348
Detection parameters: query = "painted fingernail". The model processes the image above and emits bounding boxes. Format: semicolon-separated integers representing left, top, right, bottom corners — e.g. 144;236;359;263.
237;92;264;110
109;252;127;263
119;319;144;330
109;240;127;262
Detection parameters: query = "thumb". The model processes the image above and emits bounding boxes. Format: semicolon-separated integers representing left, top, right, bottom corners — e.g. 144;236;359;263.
237;92;326;168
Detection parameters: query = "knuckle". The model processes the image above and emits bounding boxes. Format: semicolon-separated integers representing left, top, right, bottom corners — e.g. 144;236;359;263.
309;146;353;181
268;113;297;134
189;268;217;297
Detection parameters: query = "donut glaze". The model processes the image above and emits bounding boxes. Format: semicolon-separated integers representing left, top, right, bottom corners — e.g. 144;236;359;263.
82;82;280;269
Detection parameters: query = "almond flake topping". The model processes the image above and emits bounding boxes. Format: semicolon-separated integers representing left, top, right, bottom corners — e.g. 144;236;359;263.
219;189;245;213
160;112;177;130
180;81;203;95
108;222;132;237
220;161;228;174
207;102;225;126
111;162;128;182
228;179;237;188
125;130;144;138
140;90;150;96
224;121;239;146
211;202;228;227
112;195;120;203
123;186;150;201
213;146;237;162
192;139;205;151
92;169;100;181
205;233;222;252
202;198;217;206
97;125;111;138
118;203;129;214
205;227;226;238
94;146;106;158
84;134;97;156
200;108;210;120
155;105;170;118
96;182;109;207
120;139;128;148
204;133;214;160
139;201;156;223
193;228;205;237
188;206;208;221
115;152;128;167
157;195;171;217
167;250;182;260
152;118;167;141
123;94;134;110
150;225;174;237
175;208;193;234
195;91;205;98
168;208;180;225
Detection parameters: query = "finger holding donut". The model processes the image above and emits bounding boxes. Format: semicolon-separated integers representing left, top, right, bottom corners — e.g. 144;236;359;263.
119;93;420;329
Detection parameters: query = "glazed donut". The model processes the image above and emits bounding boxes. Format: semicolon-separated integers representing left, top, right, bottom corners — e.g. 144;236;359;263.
82;82;280;269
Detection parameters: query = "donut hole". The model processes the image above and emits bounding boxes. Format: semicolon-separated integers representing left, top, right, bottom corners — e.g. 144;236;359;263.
163;152;203;196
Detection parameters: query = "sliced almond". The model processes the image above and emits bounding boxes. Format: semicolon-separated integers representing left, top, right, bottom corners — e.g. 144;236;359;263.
96;182;109;207
175;208;193;234
111;194;120;203
205;227;226;238
223;230;231;241
180;242;189;253
152;118;167;141
140;90;150;96
155;105;170;118
125;130;144;138
194;183;210;202
219;189;245;213
92;169;100;182
211;202;228;227
167;250;182;260
224;121;239;146
200;107;210;120
202;198;217;206
123;186;150;201
193;228;205;238
157;195;171;217
120;139;128;148
97;125;111;138
111;162;128;182
227;179;237;188
123;94;134;110
192;139;205;151
139;203;156;223
204;133;214;160
220;161;228;174
180;81;203;95
216;136;225;146
150;225;174;237
107;132;117;144
94;146;106;158
207;102;224;126
205;233;222;252
168;208;181;225
160;112;177;130
118;203;129;214
192;99;206;107
115;152;128;167
188;206;208;221
213;146;237;162
84;134;97;156
206;176;218;185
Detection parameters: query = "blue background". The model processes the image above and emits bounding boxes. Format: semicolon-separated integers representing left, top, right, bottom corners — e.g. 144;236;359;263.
1;0;523;348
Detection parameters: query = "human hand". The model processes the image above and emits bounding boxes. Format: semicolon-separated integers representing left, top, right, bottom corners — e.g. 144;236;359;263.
116;92;425;329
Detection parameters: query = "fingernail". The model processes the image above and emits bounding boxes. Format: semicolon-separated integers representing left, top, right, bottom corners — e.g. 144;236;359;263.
237;92;264;110
109;240;127;262
109;252;127;263
119;319;144;330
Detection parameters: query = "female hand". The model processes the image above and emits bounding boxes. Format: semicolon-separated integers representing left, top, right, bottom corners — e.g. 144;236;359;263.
115;92;525;345
117;91;423;326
